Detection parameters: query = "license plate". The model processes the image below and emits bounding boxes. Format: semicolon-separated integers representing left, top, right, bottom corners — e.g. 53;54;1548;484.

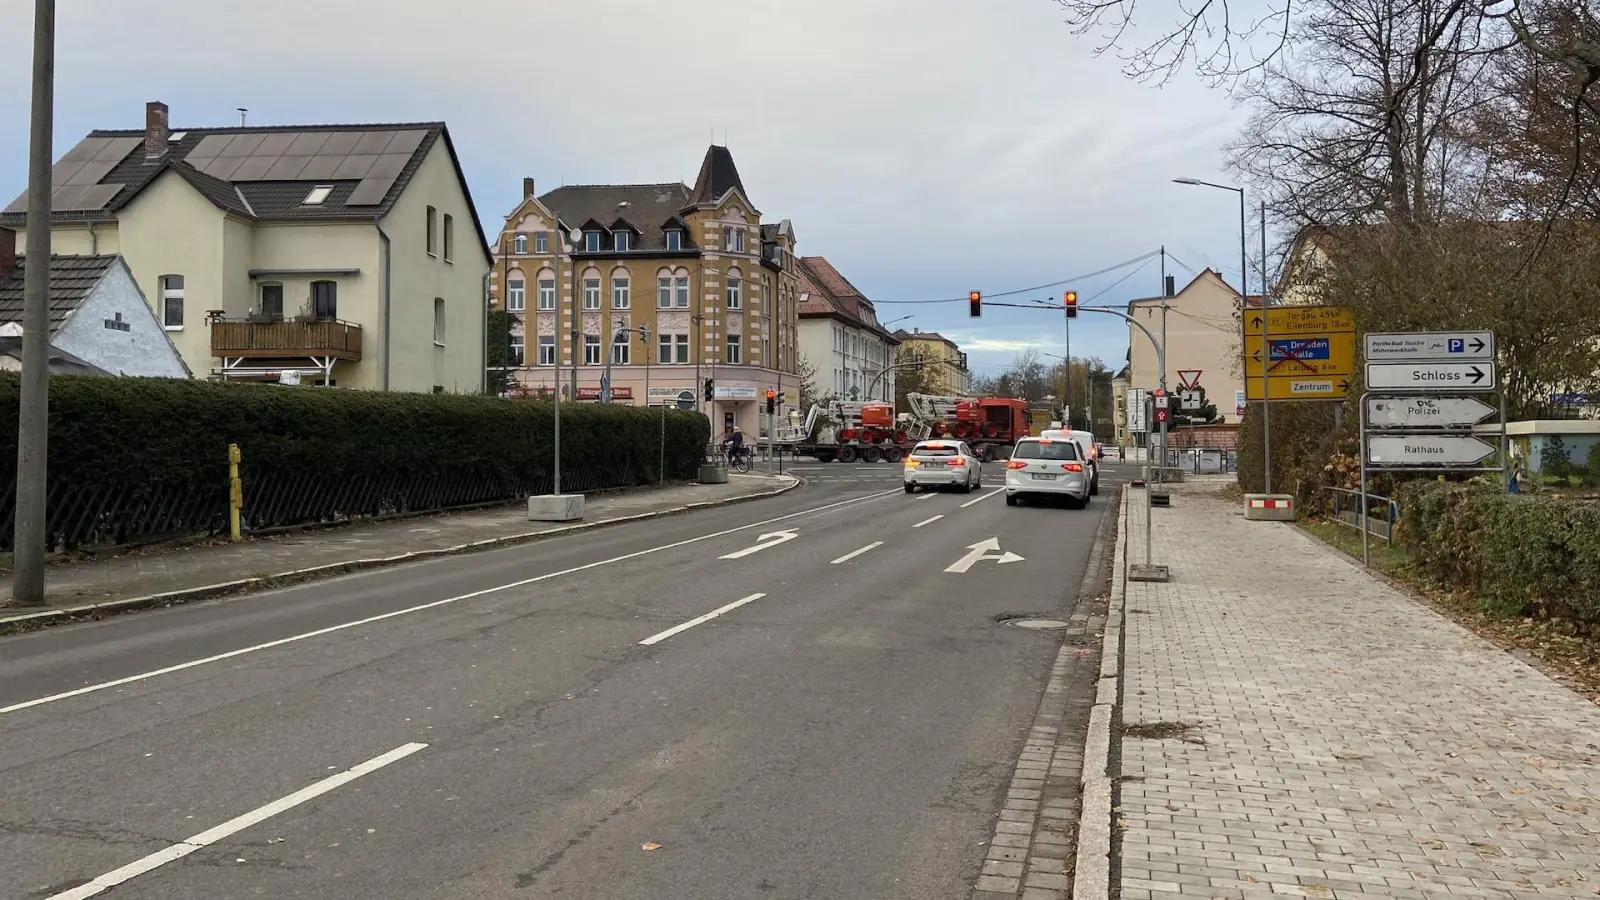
1032;473;1057;481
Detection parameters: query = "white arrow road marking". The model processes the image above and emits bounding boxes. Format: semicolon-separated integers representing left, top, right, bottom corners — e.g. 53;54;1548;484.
831;542;883;564
944;537;1026;574
719;529;799;559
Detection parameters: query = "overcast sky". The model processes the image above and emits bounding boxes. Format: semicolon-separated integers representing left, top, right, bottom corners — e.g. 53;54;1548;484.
0;0;1252;376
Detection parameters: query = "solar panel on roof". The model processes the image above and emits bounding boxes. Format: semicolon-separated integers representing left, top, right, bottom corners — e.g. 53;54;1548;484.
296;155;345;180
61;137;110;163
331;154;379;179
3;191;27;214
351;131;397;155
286;133;329;156
51;184;92;209
346;176;396;206
65;158;119;186
52;160;88;187
94;137;141;161
318;132;362;156
188;134;234;159
230;156;276;181
221;134;265;157
263;156;311;180
63;183;122;211
196;157;243;180
384;130;427;157
367;153;410;180
253;133;297;156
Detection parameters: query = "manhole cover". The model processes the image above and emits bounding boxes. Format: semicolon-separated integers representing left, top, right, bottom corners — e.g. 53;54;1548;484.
1007;618;1070;629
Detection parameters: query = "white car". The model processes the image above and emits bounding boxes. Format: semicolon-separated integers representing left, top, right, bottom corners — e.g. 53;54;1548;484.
1040;429;1100;496
1004;435;1092;508
903;440;983;493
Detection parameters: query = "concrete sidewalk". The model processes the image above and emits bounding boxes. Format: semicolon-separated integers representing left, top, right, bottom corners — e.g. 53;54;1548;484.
1107;480;1600;899
0;473;797;627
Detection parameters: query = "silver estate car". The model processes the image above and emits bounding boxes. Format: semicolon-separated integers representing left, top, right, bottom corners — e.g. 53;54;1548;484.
1004;435;1092;508
903;440;983;493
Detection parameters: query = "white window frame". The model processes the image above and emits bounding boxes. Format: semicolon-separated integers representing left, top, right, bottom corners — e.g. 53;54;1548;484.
612;275;630;309
583;277;602;310
161;275;184;330
611;334;630;365
674;275;690;308
726;334;742;365
443;214;454;263
726;275;741;310
735;228;746;252
537;276;556;311
584;231;600;253
665;230;682;251
537;335;556;366
534;232;549;254
657;276;672;309
433;297;446;346
426;206;438;256
614;231;631;252
507;278;526;312
583;334;602;365
513;233;528;254
674;333;690;363
509;334;525;366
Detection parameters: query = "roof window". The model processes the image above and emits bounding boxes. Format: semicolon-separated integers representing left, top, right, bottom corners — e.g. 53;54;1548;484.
303;185;333;205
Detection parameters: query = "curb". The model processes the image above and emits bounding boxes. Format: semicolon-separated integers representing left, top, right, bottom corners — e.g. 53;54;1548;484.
1071;487;1129;899
0;475;803;635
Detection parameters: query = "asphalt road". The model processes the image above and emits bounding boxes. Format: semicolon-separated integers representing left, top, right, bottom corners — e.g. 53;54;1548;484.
1;462;1136;900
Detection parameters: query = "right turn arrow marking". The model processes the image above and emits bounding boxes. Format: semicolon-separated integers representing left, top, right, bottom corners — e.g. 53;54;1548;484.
944;537;1026;574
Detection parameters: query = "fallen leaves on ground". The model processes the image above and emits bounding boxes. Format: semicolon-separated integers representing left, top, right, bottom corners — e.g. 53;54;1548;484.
641;842;662;852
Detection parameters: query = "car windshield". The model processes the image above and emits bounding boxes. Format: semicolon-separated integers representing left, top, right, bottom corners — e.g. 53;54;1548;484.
914;445;958;457
1014;440;1079;460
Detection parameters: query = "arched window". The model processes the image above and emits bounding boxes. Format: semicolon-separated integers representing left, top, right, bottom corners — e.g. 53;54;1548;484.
656;267;674;308
582;267;602;310
537;267;556;310
611;267;631;309
673;267;690;308
513;232;528;254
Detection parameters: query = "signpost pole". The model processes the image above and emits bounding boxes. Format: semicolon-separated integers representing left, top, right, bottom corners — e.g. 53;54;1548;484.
1359;391;1371;567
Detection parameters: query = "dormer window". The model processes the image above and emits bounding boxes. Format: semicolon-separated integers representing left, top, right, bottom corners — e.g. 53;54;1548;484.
614;231;631;252
665;230;683;251
584;231;601;252
303;185;333;205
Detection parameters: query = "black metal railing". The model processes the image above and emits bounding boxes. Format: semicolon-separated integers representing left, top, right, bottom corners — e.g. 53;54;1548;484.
0;457;668;553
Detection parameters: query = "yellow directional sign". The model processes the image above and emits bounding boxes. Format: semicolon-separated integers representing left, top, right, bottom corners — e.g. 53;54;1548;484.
1243;332;1357;379
1242;305;1355;337
1246;374;1353;401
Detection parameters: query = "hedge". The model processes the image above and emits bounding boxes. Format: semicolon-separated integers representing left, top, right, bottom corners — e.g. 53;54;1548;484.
1397;480;1600;630
0;374;710;551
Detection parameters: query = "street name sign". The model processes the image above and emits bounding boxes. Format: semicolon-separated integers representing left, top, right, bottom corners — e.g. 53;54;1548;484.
1249;376;1352;401
1242;305;1355;337
1365;396;1496;429
1365;331;1494;362
1365;361;1495;392
1365;435;1496;467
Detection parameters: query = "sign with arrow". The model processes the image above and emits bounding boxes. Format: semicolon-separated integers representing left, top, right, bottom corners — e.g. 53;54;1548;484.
1365;435;1497;467
719;529;800;559
1177;370;1202;390
1365;331;1494;362
1243;305;1355;401
1365;361;1495;392
1365;396;1496;429
1242;305;1355;337
944;537;1025;574
1247;376;1352;401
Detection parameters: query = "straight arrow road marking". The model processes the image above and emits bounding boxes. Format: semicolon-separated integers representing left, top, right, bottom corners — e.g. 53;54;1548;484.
719;530;799;559
913;515;944;528
944;537;1026;574
47;742;428;900
830;542;883;564
639;593;767;646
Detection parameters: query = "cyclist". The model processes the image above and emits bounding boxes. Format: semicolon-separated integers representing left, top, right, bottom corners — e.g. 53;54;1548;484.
725;427;748;467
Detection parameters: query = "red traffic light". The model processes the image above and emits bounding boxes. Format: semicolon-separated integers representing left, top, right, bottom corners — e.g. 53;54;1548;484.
968;290;982;318
765;389;776;400
1064;290;1078;319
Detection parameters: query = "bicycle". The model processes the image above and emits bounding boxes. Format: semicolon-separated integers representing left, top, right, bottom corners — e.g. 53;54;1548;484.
727;446;753;474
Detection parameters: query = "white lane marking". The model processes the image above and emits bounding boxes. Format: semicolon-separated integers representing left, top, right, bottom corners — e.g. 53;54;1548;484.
916;492;940;500
47;742;427;900
718;529;799;559
913;515;945;528
638;593;766;646
830;542;883;564
1;488;903;717
944;538;1026;574
961;488;1005;508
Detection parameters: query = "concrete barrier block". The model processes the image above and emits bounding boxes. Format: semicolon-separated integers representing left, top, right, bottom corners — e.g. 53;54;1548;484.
698;464;729;484
1244;493;1295;521
528;494;584;522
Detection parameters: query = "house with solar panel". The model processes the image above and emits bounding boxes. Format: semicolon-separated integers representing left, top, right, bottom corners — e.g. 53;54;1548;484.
0;102;492;392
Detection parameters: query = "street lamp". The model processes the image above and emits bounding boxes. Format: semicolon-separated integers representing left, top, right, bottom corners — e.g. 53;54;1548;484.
543;226;584;517
1174;177;1269;492
884;314;914;328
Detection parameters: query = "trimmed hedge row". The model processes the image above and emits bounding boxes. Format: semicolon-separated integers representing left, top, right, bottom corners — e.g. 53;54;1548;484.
1397;480;1600;629
0;374;710;551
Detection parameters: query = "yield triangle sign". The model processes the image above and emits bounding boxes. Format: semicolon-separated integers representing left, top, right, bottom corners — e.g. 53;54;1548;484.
1177;370;1202;390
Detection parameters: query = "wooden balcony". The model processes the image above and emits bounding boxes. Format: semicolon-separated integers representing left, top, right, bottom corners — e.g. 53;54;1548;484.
211;319;363;361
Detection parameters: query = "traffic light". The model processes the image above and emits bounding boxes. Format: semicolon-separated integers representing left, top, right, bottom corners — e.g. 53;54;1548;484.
1064;290;1078;319
968;290;982;318
766;388;777;414
639;324;650;344
704;378;715;402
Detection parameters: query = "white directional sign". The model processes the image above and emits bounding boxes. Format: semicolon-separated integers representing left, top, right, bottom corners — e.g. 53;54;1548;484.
1366;435;1497;466
1366;396;1496;429
1365;331;1494;362
1365;361;1495;392
719;529;799;559
944;537;1024;574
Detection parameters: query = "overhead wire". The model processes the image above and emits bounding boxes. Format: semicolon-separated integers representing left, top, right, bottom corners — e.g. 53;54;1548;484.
869;249;1164;304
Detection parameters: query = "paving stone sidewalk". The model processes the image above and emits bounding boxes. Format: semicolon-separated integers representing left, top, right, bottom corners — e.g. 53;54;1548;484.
0;473;794;616
1117;481;1600;899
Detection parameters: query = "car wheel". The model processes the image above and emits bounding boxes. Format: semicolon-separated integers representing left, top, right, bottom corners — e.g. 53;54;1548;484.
904;483;916;493
1005;494;1018;506
1090;476;1100;496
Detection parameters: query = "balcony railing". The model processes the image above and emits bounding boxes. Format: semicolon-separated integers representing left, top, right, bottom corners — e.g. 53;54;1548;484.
211;318;363;361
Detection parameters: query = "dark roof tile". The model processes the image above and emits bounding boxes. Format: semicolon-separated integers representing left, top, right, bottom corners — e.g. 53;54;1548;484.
0;254;118;331
689;145;746;206
538;184;696;251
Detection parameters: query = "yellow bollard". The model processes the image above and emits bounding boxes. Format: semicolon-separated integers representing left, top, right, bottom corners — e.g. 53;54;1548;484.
228;443;243;541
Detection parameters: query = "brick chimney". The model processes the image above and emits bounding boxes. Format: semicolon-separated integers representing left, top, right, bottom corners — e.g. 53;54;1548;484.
523;177;535;199
0;227;15;278
145;101;170;158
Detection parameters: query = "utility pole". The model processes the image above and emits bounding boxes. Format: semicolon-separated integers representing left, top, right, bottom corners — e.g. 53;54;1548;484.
1158;247;1169;473
1260;199;1272;494
13;0;56;607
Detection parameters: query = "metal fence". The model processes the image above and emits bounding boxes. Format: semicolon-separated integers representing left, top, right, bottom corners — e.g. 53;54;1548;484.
1326;486;1399;545
0;458;644;553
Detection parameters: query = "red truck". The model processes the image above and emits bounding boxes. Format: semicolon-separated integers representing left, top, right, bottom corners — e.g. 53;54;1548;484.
797;394;1036;463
